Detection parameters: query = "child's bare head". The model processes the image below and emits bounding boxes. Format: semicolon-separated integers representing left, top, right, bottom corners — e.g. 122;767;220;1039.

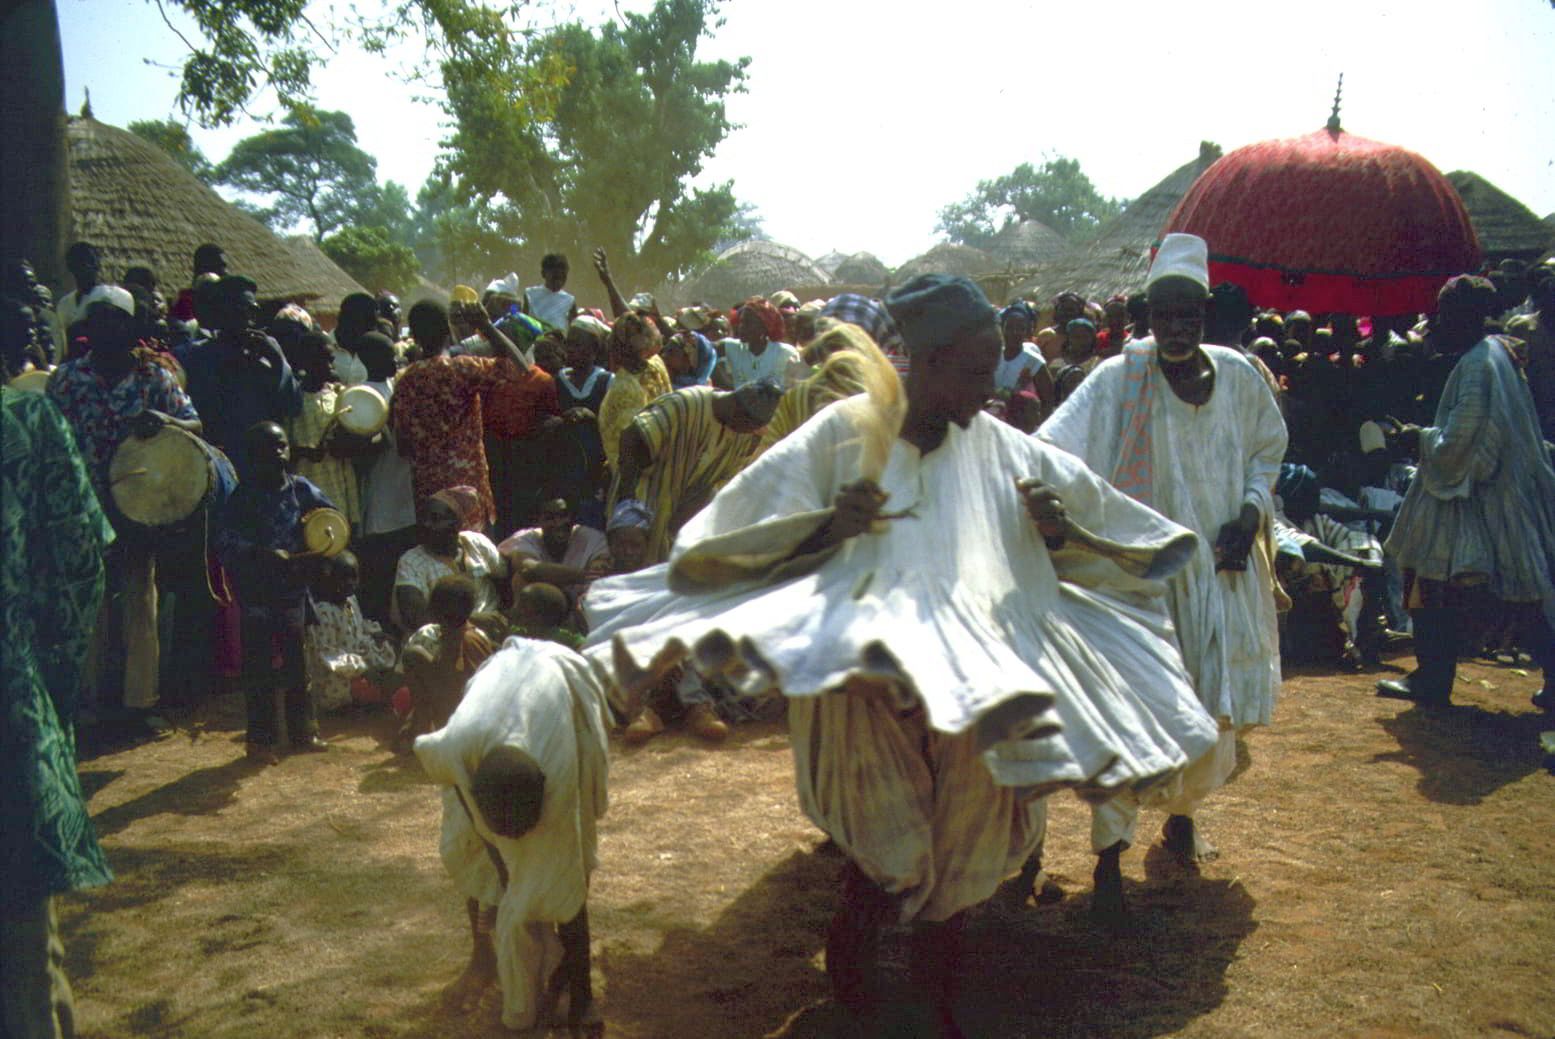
514;582;568;632
428;575;478;629
471;744;546;839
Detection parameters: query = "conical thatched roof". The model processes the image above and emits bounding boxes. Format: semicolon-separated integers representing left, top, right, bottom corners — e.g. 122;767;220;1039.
814;250;849;276
66;117;367;309
1015;142;1223;301
986;220;1068;268
893;243;998;282
1445;171;1553;261
832;251;889;285
677;240;832;309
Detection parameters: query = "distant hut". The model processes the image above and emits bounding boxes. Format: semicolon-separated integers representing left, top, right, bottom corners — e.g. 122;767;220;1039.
676;240;832;309
831;251;890;286
66;116;367;313
814;250;849;276
1445;171;1554;264
893;243;998;283
985;220;1067;270
1017;141;1223;302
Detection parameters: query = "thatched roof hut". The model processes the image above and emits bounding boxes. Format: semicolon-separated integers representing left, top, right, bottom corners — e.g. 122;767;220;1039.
1014;141;1223;302
1445;171;1553;262
674;240;832;309
814;250;849;276
985;220;1068;269
893;243;998;283
66;117;367;311
832;251;889;286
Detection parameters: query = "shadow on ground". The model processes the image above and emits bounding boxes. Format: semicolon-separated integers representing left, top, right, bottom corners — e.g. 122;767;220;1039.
1374;700;1546;805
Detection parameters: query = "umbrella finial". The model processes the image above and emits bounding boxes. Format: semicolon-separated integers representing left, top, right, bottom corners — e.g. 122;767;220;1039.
1326;73;1344;134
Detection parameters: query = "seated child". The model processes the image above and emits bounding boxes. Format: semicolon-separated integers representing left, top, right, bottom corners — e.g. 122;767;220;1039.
216;421;336;765
306;550;399;711
414;635;611;1035
509;581;585;652
397;576;496;751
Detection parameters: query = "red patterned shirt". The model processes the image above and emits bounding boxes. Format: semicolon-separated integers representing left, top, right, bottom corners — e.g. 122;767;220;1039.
390;354;516;526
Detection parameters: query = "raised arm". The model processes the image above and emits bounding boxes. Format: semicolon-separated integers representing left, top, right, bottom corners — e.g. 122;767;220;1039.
592;248;629;319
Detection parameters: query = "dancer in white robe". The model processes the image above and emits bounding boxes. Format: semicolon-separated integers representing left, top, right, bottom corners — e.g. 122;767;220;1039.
1039;234;1287;900
415;637;611;1034
584;273;1218;1033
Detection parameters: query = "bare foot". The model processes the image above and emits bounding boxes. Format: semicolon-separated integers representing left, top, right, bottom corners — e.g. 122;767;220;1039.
1162;814;1218;865
441;958;496;1012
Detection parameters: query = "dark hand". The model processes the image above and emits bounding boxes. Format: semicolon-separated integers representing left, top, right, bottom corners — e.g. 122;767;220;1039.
830;479;887;541
1387;421;1422;456
1016;478;1068;541
563;407;595;423
1214;507;1260;572
130;410;168;439
592;247;610;280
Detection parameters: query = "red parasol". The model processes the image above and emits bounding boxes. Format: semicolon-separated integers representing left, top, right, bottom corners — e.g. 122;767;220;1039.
1160;94;1480;316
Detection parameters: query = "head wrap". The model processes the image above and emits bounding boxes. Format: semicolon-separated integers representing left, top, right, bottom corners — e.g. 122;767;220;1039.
495;311;545;350
1146;233;1211;296
628;292;657;313
1066;317;1096;335
569;314;611;340
769;290;800;310
484;273;520;300
1286;309;1313;324
676;306;711;331
607;498;653;532
274;303;315;329
884;274;997;357
80;284;135;318
430;485;482;531
737;297;786;342
1000;300;1036;327
821;294;906;356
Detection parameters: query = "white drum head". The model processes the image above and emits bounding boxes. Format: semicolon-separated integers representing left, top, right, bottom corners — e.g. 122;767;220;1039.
109;426;213;526
335;384;388;437
301;508;350;557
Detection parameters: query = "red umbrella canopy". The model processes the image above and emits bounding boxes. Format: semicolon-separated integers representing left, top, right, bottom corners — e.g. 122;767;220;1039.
1162;125;1481;315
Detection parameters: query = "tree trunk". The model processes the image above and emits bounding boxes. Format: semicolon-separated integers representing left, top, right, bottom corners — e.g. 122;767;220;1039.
0;0;70;291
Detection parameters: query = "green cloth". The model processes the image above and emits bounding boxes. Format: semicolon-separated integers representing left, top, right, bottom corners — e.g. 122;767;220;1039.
1;387;114;906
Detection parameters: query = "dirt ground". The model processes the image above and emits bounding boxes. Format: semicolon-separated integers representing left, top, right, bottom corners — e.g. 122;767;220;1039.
64;650;1554;1039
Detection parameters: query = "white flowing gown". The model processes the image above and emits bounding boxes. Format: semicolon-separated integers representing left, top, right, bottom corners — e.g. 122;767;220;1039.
585;400;1218;921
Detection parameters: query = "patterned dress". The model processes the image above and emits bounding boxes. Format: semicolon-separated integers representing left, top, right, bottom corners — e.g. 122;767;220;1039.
2;389;114;904
44;352;199;502
390;354;518;527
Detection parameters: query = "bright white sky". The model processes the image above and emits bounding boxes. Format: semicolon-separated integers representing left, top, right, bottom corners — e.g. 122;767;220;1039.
60;0;1555;268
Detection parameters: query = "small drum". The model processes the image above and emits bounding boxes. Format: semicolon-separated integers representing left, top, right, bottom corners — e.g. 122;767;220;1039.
109;426;237;527
7;369;50;393
334;384;388;437
300;508;350;558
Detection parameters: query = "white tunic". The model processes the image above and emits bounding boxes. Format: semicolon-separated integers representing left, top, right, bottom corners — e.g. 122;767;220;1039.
414;637;611;1031
1040;342;1288;727
585;400;1218;920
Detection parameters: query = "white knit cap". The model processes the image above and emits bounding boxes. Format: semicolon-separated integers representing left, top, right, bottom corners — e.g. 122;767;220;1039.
81;284;135;317
1146;233;1210;294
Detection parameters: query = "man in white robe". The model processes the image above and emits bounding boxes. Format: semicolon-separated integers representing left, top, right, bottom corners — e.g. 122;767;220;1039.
414;637;611;1034
584;273;1218;1033
1040;234;1288;906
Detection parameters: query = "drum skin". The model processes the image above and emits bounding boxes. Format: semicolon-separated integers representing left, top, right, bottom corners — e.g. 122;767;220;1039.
335;384;388;437
109;426;223;526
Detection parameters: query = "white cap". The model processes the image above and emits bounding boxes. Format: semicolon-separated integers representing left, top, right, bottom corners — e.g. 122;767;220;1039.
1146;233;1210;294
1358;420;1387;455
484;273;520;298
81;284;135;317
628;292;656;312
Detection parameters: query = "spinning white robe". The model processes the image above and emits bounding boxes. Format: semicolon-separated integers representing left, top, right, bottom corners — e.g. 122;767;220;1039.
584;400;1218;921
414;637;611;1031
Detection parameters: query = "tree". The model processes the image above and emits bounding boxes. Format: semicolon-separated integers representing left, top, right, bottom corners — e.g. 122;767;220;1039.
128;118;215;182
320;225;420;294
937;156;1125;247
436;0;751;287
215;107;379;240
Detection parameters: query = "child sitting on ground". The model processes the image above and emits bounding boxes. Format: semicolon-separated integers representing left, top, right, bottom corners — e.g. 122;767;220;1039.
306;550;399;711
509;581;585;652
396;576;496;752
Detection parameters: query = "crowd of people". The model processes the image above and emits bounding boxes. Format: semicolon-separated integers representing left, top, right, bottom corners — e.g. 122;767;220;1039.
4;227;1553;1037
